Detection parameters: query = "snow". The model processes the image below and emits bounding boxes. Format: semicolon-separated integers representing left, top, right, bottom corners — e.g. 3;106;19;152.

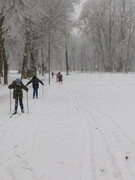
0;71;135;180
74;0;86;19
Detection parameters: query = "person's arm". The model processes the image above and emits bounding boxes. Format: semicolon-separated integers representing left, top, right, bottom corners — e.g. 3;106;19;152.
26;79;32;86
37;78;44;85
22;83;28;91
8;81;15;89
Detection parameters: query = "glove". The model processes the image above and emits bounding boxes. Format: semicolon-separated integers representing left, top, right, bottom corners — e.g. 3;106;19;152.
26;89;29;92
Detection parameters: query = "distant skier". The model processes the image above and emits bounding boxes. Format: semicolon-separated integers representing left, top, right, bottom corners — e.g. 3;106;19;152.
26;75;44;99
8;78;28;114
51;72;54;78
57;72;63;84
56;72;60;82
59;72;63;84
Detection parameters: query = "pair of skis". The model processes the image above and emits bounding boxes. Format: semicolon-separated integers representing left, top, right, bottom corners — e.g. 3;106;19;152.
10;111;24;118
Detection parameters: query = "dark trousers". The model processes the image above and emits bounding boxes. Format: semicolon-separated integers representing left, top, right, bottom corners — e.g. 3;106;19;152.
15;98;24;111
33;88;38;98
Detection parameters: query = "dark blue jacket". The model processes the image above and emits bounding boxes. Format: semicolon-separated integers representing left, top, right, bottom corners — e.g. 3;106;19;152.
26;76;44;88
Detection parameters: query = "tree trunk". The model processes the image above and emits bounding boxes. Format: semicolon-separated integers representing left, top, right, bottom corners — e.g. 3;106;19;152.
109;0;112;71
0;14;4;83
0;14;8;84
48;24;51;85
21;31;30;79
4;56;8;84
41;47;45;76
65;45;69;75
21;53;27;79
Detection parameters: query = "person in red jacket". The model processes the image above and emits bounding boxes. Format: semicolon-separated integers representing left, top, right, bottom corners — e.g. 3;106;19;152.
56;72;60;82
58;72;63;84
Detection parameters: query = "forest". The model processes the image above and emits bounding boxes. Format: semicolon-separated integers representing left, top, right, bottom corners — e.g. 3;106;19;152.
0;0;135;84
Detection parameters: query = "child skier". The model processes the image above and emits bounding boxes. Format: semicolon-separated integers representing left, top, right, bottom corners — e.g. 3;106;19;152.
58;72;63;84
8;78;28;114
26;75;44;99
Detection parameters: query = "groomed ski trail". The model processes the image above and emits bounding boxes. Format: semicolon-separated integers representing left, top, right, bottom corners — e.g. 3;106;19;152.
0;73;135;180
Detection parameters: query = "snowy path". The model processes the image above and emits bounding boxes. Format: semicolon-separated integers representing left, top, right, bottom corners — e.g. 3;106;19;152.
0;72;135;180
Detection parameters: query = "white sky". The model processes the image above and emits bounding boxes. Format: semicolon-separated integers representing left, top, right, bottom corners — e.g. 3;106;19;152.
0;71;135;179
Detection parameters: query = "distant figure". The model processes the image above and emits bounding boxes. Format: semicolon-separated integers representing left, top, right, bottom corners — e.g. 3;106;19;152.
57;72;63;84
26;75;44;99
51;72;54;78
56;72;60;82
8;78;28;114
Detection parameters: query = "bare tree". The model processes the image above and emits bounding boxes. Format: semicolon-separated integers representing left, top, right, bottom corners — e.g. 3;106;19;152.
77;0;135;72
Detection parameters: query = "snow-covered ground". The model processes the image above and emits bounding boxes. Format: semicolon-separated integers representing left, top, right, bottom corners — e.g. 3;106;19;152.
0;71;135;180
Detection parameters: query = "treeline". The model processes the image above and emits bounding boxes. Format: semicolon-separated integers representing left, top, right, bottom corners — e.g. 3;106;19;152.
74;0;135;72
1;0;134;85
0;0;79;84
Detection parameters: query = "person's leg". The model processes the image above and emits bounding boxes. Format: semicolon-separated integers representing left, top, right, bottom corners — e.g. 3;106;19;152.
19;98;24;112
33;88;36;98
36;88;38;98
14;99;18;113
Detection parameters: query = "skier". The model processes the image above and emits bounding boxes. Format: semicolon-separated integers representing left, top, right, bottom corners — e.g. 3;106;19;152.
26;75;44;99
51;72;54;78
56;72;61;82
8;78;28;114
58;72;63;84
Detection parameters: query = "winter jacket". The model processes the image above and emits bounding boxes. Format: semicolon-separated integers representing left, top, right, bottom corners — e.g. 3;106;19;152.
26;76;44;88
8;80;28;99
58;74;63;81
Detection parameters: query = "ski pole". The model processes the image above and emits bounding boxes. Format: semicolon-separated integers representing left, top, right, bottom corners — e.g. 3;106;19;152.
26;92;29;113
10;89;11;114
42;85;44;98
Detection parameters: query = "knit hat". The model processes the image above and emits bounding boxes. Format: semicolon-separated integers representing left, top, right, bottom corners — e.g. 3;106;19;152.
15;78;21;83
33;76;36;79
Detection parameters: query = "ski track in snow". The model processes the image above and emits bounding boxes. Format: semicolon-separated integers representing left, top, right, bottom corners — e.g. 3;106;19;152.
62;75;135;180
64;84;123;180
0;73;135;180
